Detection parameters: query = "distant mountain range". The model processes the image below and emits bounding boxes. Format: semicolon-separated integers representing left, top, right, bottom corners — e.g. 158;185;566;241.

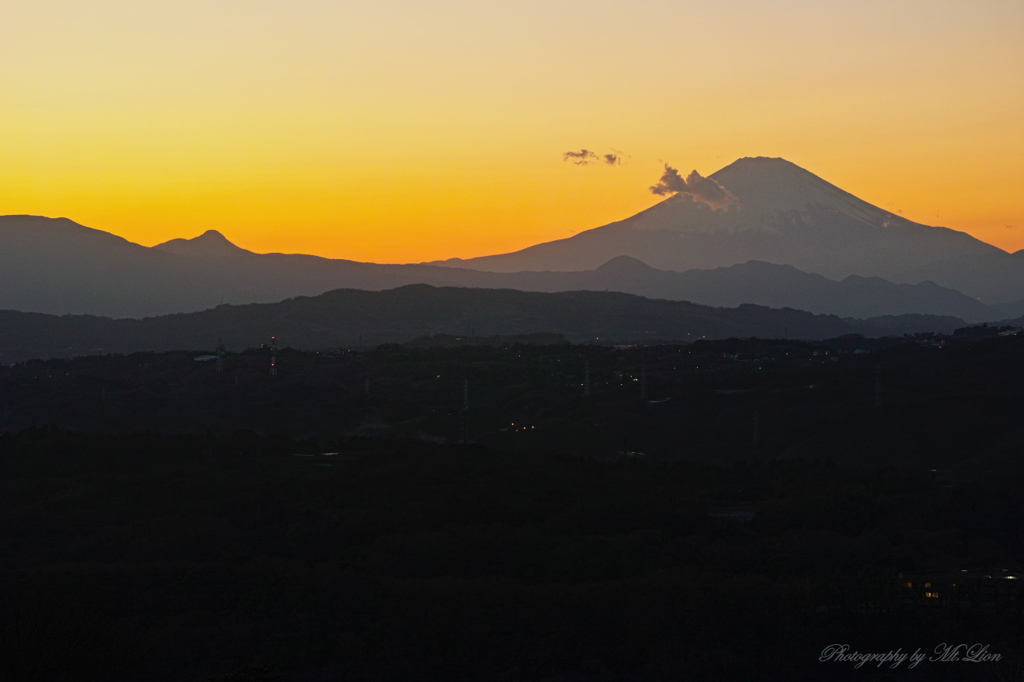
3;157;1022;325
0;284;975;363
0;226;1020;323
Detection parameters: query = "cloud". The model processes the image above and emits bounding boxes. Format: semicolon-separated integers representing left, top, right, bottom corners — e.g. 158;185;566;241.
603;149;629;166
648;165;687;195
563;149;600;165
564;148;629;166
649;164;738;209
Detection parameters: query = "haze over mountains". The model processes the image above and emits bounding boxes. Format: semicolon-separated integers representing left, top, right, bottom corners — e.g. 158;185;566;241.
3;157;1023;325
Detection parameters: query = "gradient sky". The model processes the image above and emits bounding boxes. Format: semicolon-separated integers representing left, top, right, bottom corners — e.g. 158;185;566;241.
4;0;1023;262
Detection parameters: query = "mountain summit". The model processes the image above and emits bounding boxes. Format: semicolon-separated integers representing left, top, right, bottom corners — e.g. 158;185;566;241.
433;157;1008;297
622;157;893;234
711;157;887;220
154;230;252;257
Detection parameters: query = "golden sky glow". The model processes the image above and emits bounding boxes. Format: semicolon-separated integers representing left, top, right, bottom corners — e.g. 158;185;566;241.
3;0;1023;262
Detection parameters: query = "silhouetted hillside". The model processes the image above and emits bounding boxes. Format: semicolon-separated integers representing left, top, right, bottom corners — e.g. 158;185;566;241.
2;210;1017;319
0;285;969;363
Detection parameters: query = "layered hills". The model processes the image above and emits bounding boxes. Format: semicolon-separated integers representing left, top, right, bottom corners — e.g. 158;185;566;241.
3;157;1022;325
0;284;971;363
0;221;1015;323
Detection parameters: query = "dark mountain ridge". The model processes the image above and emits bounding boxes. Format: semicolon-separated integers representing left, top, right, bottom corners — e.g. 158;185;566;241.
0;212;1009;321
0;284;970;363
154;229;254;258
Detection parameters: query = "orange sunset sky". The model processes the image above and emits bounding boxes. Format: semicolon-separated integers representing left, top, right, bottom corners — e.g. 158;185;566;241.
3;0;1023;263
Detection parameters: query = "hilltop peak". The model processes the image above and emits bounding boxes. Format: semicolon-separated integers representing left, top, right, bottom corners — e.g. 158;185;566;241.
196;229;230;241
711;156;829;186
595;255;657;273
154;230;251;257
721;156;794;167
707;156;803;180
703;156;894;223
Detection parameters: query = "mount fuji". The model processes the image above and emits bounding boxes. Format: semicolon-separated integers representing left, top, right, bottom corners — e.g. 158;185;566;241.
434;157;1023;303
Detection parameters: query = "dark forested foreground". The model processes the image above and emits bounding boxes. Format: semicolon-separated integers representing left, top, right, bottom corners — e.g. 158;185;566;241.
2;330;1024;680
